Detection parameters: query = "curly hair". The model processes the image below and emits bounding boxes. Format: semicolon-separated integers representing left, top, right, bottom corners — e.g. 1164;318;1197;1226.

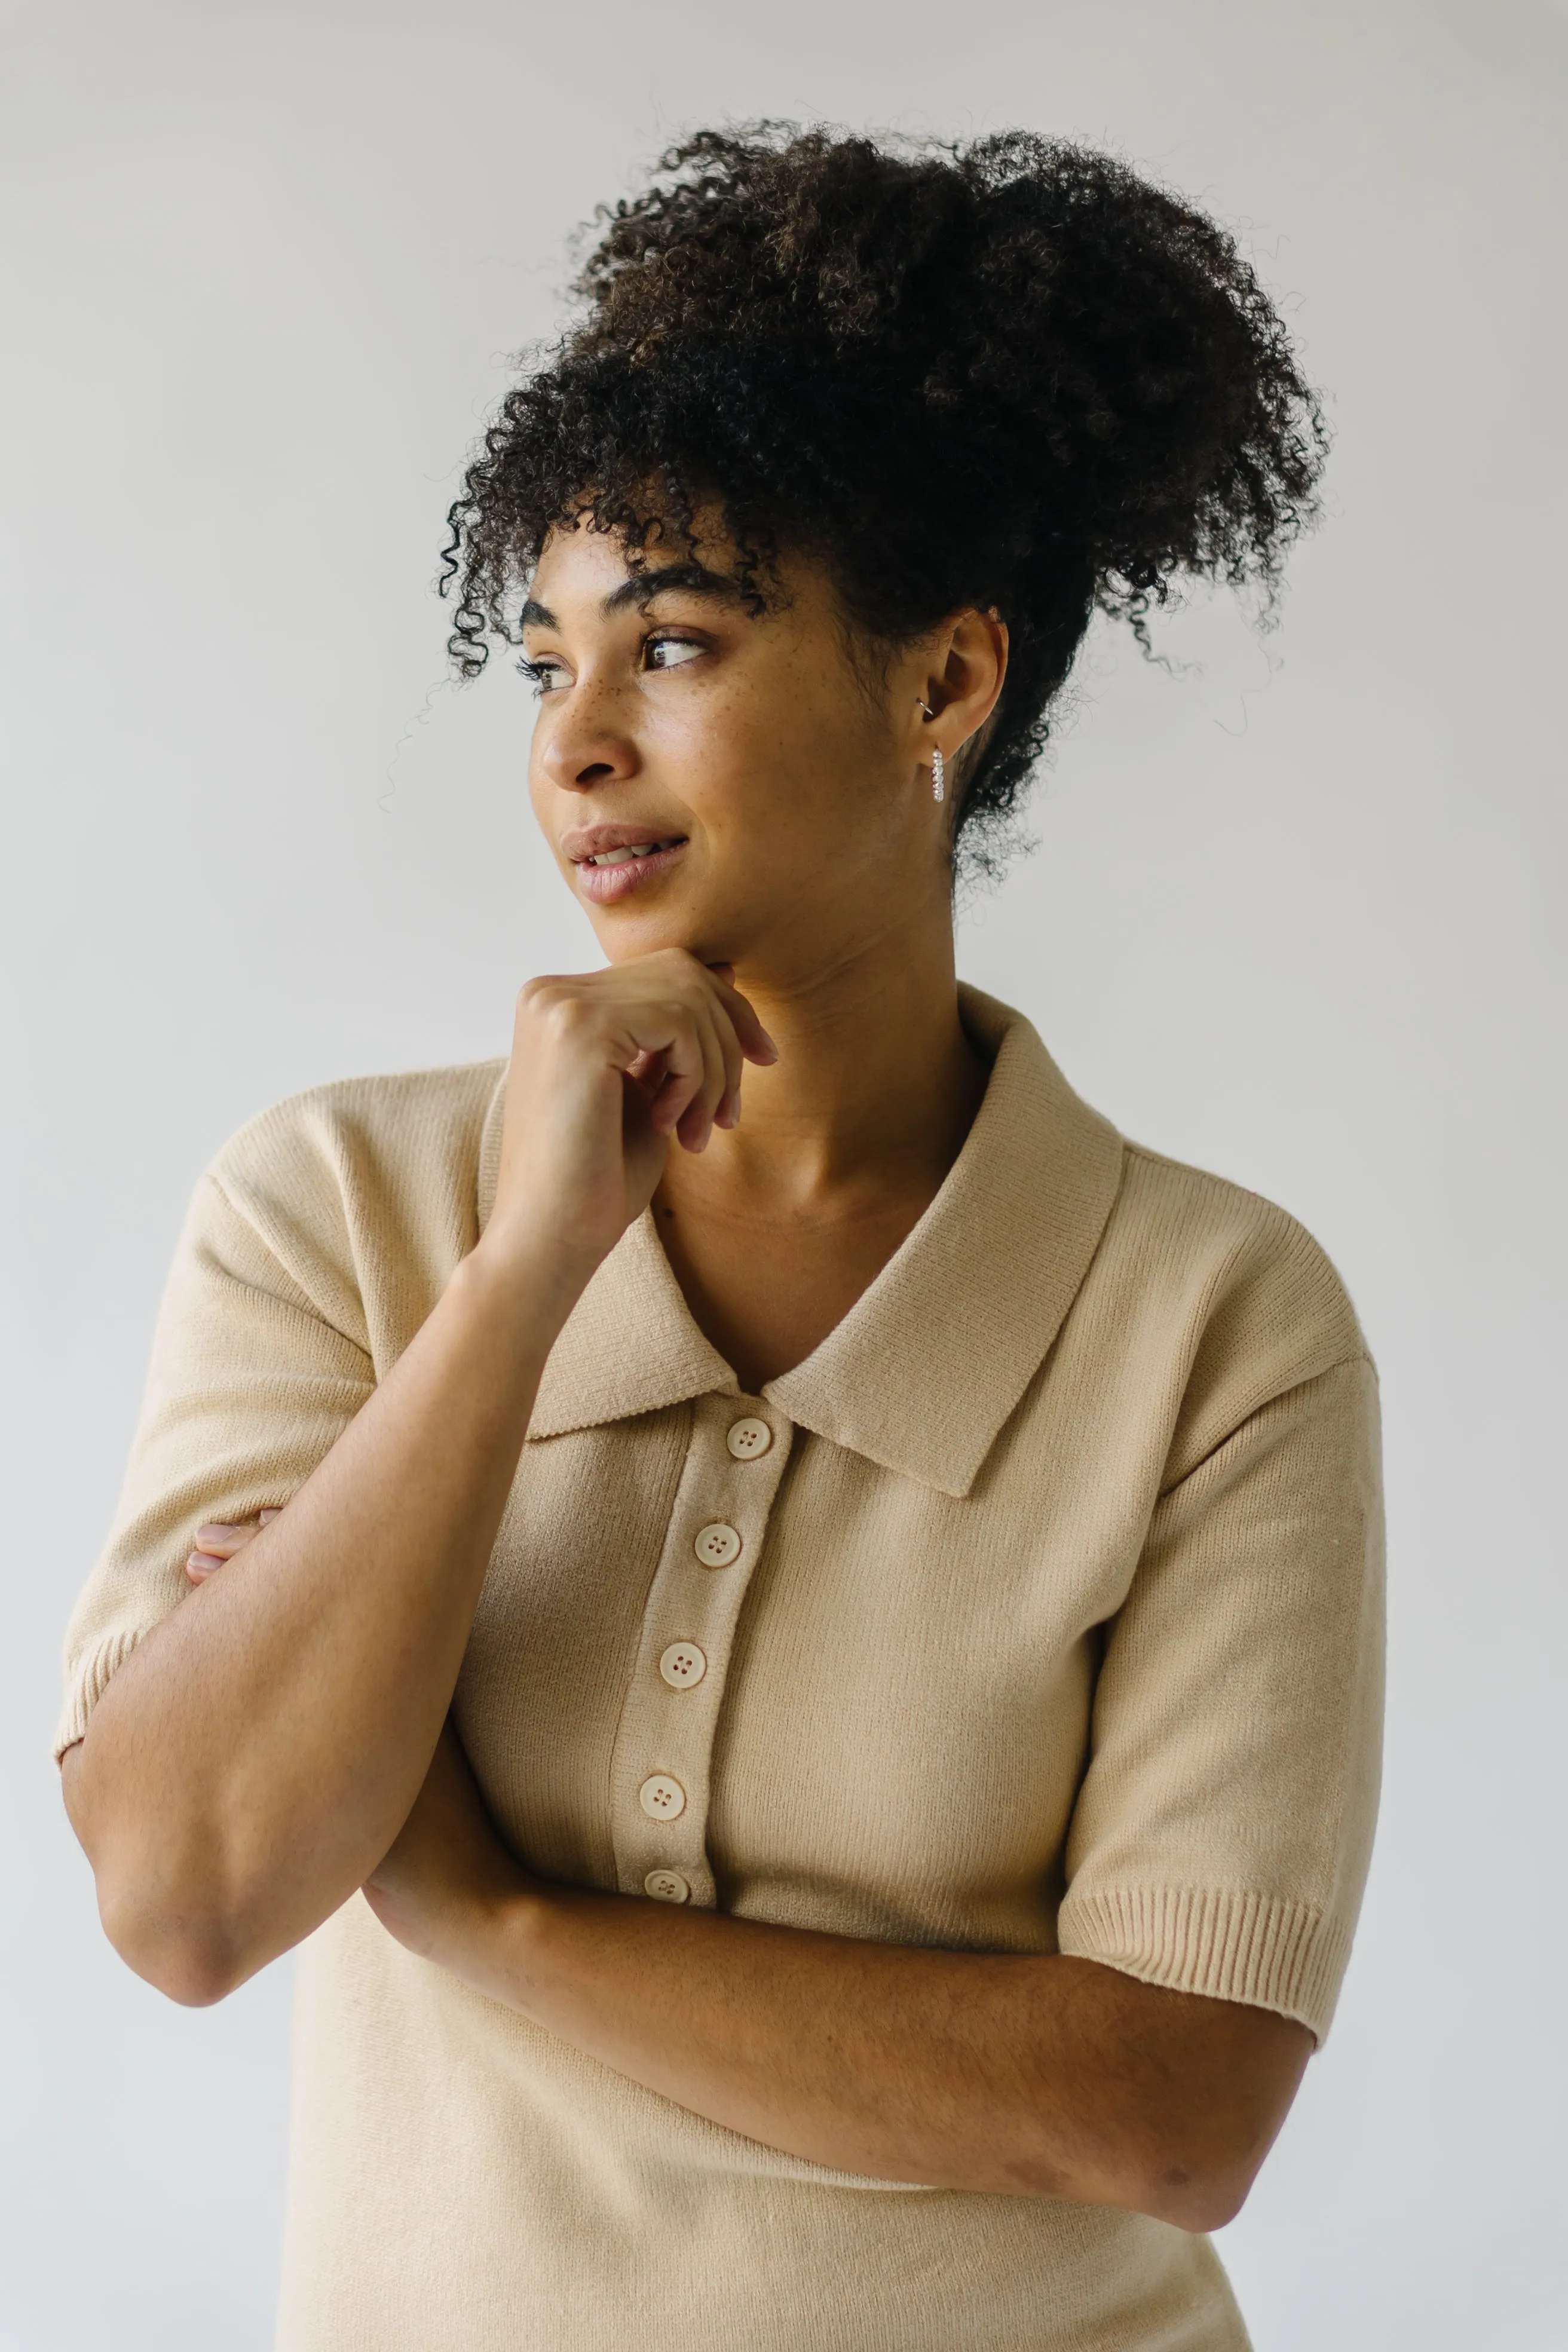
440;124;1327;875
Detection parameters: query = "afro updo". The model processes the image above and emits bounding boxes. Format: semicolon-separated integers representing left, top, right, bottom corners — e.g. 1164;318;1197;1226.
440;124;1327;874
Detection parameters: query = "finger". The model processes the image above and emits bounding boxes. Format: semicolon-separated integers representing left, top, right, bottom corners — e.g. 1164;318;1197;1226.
704;969;779;1067
700;979;745;1131
646;1003;712;1139
689;988;751;1133
186;1509;282;1583
706;999;743;1137
192;1520;264;1559
675;1001;731;1153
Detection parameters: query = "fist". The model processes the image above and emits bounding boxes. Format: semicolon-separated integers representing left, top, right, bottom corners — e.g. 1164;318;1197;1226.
483;949;777;1277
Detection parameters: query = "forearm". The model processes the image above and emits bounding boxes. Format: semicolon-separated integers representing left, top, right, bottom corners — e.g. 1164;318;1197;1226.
66;1239;584;1996
422;1879;1307;2228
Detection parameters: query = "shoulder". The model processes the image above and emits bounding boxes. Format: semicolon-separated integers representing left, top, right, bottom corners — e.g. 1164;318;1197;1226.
207;1059;505;1204
1093;1139;1374;1481
192;1060;506;1318
1113;1140;1364;1344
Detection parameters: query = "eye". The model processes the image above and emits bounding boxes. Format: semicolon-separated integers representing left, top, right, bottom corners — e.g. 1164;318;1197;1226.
644;633;705;672
518;654;568;694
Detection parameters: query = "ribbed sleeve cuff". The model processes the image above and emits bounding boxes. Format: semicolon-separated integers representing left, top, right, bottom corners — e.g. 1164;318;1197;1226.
53;1625;151;1760
1057;1885;1353;2044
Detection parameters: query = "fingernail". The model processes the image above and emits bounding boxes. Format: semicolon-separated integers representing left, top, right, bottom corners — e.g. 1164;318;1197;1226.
195;1523;241;1542
186;1554;220;1579
259;1508;282;1523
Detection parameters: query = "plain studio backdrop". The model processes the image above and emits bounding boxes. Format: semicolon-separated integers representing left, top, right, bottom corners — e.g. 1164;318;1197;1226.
2;1;1563;2345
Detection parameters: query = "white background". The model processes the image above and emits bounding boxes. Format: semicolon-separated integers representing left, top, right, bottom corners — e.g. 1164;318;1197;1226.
2;2;1563;2345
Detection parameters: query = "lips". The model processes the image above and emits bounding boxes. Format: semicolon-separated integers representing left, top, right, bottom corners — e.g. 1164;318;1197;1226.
562;823;690;905
582;836;684;868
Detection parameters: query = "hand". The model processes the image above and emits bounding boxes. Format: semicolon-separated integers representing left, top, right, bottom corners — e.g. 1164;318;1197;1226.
185;1508;281;1582
481;950;777;1281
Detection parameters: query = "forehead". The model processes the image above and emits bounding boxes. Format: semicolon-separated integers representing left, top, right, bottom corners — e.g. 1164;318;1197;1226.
527;516;839;641
529;512;742;602
530;520;656;603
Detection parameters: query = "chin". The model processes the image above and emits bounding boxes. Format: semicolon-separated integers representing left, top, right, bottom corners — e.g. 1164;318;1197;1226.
590;908;717;966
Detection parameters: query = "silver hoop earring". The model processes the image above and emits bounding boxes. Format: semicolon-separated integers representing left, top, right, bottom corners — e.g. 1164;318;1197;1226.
917;699;945;804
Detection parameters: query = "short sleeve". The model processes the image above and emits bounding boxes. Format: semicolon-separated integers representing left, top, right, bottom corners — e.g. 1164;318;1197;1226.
1056;1351;1385;2043
55;1161;375;1758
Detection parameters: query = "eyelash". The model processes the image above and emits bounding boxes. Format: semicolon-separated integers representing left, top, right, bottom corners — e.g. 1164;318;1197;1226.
517;631;705;696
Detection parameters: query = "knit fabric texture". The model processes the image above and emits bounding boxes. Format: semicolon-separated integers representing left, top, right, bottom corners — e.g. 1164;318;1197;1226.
59;987;1385;2352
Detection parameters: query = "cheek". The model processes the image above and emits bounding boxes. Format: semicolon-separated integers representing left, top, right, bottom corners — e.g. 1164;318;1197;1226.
525;727;575;858
674;684;814;850
703;676;896;856
525;722;549;814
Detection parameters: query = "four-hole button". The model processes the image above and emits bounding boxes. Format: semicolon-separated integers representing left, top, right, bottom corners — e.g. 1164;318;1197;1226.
659;1642;707;1689
639;1774;686;1821
726;1416;772;1460
694;1521;742;1569
644;1869;690;1904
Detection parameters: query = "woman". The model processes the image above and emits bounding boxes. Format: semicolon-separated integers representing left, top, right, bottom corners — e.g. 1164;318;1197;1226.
59;128;1383;2351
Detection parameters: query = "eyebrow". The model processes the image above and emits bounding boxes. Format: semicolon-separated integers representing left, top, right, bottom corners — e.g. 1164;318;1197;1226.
519;563;743;633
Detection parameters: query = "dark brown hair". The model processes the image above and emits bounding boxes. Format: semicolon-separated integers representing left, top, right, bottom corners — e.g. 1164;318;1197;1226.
441;125;1327;874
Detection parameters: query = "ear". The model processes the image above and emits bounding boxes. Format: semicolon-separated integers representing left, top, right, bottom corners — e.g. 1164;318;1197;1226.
917;608;1009;758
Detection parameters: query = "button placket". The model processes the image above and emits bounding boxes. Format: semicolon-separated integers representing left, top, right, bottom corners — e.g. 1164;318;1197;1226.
607;1392;791;1906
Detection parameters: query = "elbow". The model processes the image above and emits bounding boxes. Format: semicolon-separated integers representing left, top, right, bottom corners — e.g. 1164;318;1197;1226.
1150;2163;1257;2236
1001;2116;1264;2228
65;1747;258;2005
1102;2017;1310;2234
1133;2123;1272;2235
98;1876;251;2007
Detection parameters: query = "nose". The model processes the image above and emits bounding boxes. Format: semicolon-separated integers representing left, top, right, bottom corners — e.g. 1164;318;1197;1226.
537;682;639;795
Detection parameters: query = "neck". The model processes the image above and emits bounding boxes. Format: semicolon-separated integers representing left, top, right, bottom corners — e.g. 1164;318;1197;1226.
662;902;987;1224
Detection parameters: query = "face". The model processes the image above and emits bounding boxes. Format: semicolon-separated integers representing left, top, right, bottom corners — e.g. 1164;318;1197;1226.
521;519;1004;988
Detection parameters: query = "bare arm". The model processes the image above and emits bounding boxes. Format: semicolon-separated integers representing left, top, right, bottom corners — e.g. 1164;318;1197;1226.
61;1248;571;2001
363;1723;1313;2232
61;954;775;2004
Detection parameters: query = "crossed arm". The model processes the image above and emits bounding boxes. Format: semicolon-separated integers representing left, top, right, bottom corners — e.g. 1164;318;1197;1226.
357;1716;1312;2231
58;1245;1309;2237
66;1438;1309;2240
59;958;1311;2235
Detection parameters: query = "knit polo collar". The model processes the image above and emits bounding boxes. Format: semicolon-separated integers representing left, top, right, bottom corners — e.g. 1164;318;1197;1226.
477;984;1125;1499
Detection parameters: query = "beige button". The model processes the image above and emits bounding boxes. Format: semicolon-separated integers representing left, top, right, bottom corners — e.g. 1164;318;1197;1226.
694;1521;742;1569
726;1416;773;1460
638;1773;686;1821
659;1642;707;1689
644;1868;690;1904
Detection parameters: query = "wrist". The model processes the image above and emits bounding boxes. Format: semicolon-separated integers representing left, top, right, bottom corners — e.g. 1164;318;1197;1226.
449;1876;559;2010
458;1225;602;1332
